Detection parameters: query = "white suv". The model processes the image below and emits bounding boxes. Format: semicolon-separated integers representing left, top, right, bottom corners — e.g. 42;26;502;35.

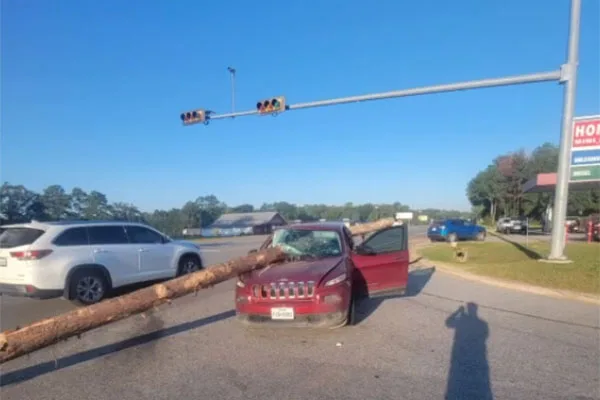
496;217;528;234
0;220;204;305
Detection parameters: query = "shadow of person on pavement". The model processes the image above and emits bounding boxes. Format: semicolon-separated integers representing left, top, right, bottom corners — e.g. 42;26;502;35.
445;302;493;400
0;309;236;388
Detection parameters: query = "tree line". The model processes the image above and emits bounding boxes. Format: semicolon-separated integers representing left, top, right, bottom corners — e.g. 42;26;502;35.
0;183;470;237
466;142;600;223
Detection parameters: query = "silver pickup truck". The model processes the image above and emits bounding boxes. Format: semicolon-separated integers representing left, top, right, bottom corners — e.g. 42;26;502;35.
496;217;528;234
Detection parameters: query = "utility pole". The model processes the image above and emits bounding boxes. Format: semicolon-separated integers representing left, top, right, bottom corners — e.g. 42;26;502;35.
227;67;236;115
548;0;581;261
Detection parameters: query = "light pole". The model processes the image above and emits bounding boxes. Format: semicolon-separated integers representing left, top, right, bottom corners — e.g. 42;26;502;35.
227;66;236;114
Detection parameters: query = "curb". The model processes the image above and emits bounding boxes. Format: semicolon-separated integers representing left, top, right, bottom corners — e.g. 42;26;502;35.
412;243;600;306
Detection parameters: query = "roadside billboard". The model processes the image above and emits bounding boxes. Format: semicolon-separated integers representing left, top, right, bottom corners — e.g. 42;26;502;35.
395;212;414;220
570;115;600;183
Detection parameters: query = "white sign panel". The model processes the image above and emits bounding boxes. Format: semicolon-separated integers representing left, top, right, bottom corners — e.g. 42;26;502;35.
395;212;414;220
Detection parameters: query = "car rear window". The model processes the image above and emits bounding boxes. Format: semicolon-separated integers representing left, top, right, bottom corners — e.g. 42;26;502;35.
0;228;45;248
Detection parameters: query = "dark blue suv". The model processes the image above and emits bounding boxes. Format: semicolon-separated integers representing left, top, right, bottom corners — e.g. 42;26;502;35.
427;219;486;242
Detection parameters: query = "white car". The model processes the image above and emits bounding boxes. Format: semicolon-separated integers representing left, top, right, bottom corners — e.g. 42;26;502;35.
0;220;204;305
496;217;528;234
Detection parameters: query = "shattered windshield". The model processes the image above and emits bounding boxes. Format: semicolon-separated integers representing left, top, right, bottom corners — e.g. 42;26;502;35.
272;229;342;258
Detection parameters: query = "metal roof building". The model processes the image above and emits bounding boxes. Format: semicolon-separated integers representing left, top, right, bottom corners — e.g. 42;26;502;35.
209;211;287;235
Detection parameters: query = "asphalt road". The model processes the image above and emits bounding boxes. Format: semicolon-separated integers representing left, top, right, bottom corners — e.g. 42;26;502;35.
1;226;599;400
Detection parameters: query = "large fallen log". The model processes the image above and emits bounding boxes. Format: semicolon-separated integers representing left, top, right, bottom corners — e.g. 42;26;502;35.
0;218;396;364
0;247;286;364
349;217;397;236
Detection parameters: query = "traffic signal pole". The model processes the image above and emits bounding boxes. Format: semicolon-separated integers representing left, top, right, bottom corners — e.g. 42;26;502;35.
206;70;562;120
187;0;582;262
548;0;581;261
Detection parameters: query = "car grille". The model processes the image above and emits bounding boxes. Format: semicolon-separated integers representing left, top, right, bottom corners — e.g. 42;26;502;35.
252;281;316;299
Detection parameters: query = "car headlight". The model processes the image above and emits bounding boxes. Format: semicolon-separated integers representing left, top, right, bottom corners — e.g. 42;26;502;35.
324;273;347;287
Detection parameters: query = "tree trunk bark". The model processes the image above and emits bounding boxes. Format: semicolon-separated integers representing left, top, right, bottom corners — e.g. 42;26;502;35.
0;247;287;364
349;217;396;236
0;218;397;364
489;199;496;222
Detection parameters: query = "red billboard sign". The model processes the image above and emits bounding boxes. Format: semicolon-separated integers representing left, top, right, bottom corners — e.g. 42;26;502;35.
572;116;600;148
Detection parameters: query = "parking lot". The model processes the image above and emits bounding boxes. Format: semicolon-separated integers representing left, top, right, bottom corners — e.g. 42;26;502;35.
487;228;592;244
0;228;598;400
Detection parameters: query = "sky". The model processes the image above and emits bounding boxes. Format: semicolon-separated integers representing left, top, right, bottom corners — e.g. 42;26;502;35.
1;0;599;212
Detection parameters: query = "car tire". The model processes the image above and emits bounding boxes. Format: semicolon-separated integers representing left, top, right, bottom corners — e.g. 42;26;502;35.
69;269;109;306
447;233;458;243
177;254;203;276
476;231;486;241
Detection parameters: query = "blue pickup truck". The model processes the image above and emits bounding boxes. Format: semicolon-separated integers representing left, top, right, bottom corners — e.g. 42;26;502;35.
427;218;486;242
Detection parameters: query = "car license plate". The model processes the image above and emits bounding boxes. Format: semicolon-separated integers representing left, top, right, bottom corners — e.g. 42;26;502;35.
271;307;294;320
0;258;6;267
431;228;437;231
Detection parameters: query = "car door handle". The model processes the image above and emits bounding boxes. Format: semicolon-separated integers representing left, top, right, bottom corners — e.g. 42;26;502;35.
138;248;149;253
93;249;108;254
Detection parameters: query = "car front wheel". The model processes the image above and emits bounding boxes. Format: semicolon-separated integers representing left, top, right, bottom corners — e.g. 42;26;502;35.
177;254;203;276
476;231;486;241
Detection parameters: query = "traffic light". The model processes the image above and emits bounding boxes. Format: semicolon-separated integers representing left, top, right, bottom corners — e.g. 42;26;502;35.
256;96;286;115
180;109;206;125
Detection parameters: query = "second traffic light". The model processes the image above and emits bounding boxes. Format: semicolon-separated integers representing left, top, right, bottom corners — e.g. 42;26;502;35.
256;96;286;115
180;109;207;125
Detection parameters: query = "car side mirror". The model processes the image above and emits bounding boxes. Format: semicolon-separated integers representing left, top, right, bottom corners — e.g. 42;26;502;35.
248;249;258;255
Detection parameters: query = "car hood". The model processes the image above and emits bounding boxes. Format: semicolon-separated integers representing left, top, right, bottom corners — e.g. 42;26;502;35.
250;256;344;284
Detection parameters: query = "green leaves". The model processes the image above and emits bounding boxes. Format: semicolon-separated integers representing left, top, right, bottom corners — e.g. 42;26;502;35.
467;143;599;220
1;183;471;237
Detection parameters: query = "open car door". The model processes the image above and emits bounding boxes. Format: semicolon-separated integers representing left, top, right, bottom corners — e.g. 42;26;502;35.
350;225;409;297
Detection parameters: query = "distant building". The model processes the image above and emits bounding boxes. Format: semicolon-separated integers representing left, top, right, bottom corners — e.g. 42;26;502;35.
182;228;202;237
207;211;287;236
